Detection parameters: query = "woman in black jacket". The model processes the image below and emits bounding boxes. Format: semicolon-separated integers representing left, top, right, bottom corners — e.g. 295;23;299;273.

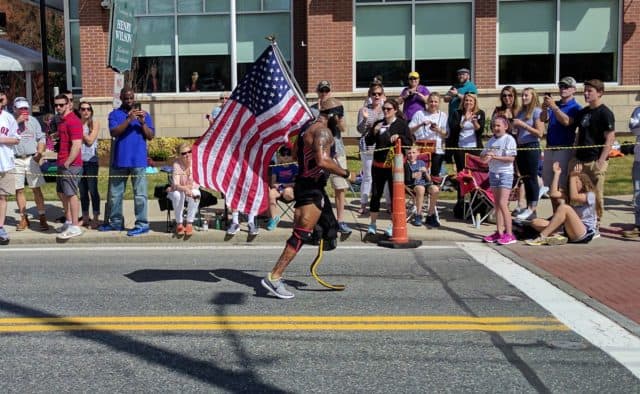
364;98;414;236
448;93;485;219
448;92;485;172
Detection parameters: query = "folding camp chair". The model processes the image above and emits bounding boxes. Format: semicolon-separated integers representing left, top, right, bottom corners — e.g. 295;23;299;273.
405;150;431;223
416;139;451;192
455;154;495;227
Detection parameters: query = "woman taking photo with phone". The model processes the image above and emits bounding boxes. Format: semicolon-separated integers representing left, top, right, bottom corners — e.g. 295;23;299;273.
408;92;448;177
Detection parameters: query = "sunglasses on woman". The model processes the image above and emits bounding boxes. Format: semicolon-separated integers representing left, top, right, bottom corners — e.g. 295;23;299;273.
181;150;192;156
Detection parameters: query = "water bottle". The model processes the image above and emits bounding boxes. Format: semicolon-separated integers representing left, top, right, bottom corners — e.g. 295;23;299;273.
214;214;221;230
474;213;481;229
202;218;209;231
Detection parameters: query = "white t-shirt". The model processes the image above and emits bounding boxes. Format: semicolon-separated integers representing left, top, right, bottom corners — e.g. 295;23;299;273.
482;133;516;174
459;115;477;148
409;110;448;154
574;191;597;231
0;110;20;172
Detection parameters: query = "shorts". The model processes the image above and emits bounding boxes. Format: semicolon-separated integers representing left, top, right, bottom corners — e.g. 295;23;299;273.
489;172;514;190
0;171;16;196
294;186;324;211
568;228;596;244
329;155;349;190
56;166;83;197
14;156;45;189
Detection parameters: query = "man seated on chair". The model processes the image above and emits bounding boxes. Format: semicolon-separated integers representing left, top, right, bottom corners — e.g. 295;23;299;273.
266;145;297;231
404;146;440;227
167;143;200;236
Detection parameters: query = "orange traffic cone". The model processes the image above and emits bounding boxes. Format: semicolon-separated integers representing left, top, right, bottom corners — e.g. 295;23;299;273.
378;140;422;249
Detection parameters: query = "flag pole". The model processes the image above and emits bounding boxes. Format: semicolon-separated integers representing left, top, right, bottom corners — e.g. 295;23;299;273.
267;36;313;119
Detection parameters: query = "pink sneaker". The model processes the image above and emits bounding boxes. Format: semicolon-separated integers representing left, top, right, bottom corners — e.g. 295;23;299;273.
497;233;517;245
483;231;501;243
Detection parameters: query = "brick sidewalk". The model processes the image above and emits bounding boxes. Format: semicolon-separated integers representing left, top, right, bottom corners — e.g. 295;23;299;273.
506;228;640;327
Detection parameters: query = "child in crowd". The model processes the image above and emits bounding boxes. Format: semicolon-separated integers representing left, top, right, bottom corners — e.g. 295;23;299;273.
481;115;517;245
167;143;200;236
525;162;597;245
404;146;440;227
267;145;297;231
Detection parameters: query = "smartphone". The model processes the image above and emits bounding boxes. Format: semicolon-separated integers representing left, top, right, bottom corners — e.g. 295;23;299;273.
133;103;142;111
544;93;552;98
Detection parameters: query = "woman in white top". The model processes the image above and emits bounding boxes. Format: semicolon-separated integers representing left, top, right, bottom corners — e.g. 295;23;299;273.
167;143;201;237
78;102;101;229
408;92;448;177
356;82;386;215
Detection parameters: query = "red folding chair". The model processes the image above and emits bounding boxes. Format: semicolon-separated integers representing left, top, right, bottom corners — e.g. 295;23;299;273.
455;154;495;227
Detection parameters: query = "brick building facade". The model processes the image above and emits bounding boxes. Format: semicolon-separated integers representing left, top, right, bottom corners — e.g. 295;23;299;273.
73;0;640;138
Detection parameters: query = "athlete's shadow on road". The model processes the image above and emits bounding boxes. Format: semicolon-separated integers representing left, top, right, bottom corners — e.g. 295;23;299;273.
0;298;289;393
124;268;309;297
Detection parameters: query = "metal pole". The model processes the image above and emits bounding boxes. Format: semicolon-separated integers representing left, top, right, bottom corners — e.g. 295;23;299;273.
39;0;51;113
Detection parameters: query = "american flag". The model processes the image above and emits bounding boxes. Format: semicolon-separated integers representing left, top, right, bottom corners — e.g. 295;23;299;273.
193;44;312;216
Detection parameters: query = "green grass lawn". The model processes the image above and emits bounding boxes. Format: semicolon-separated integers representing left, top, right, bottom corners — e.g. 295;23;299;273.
13;141;636;203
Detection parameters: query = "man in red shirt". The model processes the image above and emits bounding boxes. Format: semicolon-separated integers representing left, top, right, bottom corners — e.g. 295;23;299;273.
54;94;84;239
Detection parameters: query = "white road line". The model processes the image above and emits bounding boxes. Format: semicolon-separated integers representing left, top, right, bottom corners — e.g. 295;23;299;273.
4;244;457;253
459;242;640;380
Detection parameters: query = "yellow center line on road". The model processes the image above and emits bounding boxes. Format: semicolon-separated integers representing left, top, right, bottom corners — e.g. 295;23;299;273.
0;315;568;333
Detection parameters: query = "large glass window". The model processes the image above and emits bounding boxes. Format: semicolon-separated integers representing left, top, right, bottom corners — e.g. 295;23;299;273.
130;0;291;94
355;0;472;88
499;0;619;84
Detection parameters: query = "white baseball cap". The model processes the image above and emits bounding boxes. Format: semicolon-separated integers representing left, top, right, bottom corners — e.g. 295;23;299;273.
13;97;30;109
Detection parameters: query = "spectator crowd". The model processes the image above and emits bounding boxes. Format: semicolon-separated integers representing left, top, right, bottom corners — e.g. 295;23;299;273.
0;68;637;247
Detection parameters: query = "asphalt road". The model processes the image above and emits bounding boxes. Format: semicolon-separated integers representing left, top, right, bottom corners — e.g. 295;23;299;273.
0;244;637;393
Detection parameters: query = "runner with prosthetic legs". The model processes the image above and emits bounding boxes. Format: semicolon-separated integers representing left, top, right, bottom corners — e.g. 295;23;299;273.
261;98;356;299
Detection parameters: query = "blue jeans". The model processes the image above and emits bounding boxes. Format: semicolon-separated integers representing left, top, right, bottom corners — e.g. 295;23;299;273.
79;161;100;216
633;161;640;227
108;167;148;229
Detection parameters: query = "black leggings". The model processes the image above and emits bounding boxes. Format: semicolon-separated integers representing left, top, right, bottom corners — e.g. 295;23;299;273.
430;153;445;177
369;165;393;213
516;143;541;205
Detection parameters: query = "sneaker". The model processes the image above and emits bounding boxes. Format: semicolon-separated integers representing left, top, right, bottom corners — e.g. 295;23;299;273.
412;216;423;227
367;224;377;235
184;223;193;236
338;222;352;234
248;222;259;235
127;226;150;237
16;215;29;231
497;233;517;245
516;209;533;220
261;275;295;299
226;222;240;235
525;237;546;246
425;214;441;228
176;223;185;235
56;222;70;233
592;230;601;239
57;225;82;240
483;231;501;243
539;186;550;200
622;227;640;238
38;214;49;231
0;227;9;242
97;223;123;232
385;225;393;237
545;234;568;245
266;216;280;231
511;208;524;217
